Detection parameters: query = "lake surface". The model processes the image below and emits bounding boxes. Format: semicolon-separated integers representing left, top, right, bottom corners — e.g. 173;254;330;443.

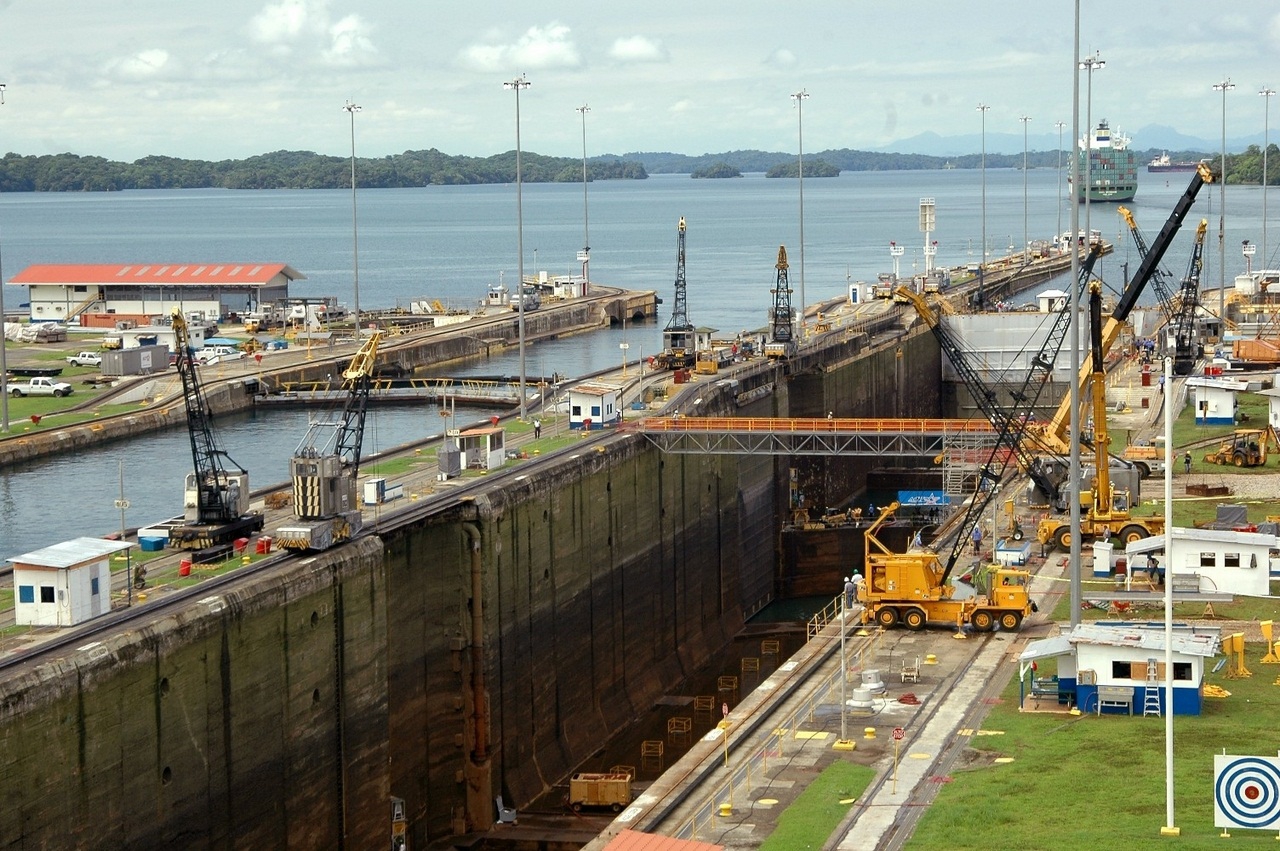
0;168;1271;555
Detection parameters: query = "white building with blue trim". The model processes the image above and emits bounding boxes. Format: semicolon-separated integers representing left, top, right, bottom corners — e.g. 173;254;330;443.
1019;622;1220;716
1185;376;1249;426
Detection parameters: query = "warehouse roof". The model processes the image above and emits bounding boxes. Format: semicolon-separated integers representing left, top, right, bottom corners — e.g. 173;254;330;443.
10;262;306;286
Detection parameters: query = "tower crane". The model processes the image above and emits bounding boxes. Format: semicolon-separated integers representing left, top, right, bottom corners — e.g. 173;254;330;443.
654;217;696;370
275;332;382;551
765;245;797;359
169;309;264;550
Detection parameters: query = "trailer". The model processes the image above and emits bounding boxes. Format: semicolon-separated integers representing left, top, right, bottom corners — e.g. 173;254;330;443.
568;772;633;812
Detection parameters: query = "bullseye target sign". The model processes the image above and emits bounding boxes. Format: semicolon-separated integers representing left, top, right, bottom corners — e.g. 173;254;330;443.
1214;755;1280;830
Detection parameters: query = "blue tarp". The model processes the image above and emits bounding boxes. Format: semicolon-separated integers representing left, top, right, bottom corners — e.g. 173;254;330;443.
897;490;950;506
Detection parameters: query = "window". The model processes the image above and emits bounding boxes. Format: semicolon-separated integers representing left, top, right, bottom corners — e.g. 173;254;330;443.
571;405;581;416
1173;662;1192;681
1223;552;1241;568
91;577;100;595
591;405;601;417
1199;552;1216;568
1111;661;1134;679
40;586;55;603
18;585;34;604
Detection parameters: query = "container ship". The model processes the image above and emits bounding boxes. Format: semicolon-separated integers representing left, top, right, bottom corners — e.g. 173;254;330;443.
1147;152;1201;173
1073;119;1137;202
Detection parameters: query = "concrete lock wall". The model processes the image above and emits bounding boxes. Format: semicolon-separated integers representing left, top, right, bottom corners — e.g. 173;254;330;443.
0;326;940;849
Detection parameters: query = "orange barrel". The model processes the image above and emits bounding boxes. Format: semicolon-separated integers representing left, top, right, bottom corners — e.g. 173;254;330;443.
233;537;249;554
179;559;192;577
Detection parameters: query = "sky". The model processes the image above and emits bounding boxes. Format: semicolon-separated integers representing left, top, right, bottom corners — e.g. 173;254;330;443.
1;0;1279;162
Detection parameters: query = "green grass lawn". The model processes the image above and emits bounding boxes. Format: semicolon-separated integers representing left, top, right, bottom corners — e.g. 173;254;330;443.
908;655;1280;849
759;762;875;851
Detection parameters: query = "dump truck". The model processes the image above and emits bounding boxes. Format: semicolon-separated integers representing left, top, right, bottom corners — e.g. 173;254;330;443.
568;772;633;812
858;503;1036;632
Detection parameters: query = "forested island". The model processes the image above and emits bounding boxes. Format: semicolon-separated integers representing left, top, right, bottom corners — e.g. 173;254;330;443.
690;162;742;179
0;149;648;192
0;143;1274;192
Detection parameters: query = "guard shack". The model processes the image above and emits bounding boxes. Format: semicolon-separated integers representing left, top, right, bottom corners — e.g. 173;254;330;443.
1018;622;1220;716
568;382;622;431
457;426;506;471
8;537;134;627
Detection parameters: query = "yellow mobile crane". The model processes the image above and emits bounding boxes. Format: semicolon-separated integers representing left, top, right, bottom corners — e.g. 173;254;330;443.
1036;284;1166;551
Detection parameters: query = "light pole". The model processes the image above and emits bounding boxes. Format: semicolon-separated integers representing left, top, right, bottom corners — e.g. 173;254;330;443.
1079;52;1104;243
0;82;8;433
1214;78;1235;323
1055;120;1066;247
1020;115;1031;263
1261;87;1274;265
977;103;989;310
792;89;809;339
343;100;362;336
576;104;591;293
504;73;531;420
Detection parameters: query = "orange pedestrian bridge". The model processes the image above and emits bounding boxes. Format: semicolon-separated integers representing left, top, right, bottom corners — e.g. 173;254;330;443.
621;416;1001;458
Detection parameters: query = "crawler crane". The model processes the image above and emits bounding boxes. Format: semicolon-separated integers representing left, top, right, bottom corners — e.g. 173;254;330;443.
275;332;381;551
169;310;265;550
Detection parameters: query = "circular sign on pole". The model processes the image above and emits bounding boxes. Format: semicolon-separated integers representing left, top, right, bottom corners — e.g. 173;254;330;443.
892;727;905;741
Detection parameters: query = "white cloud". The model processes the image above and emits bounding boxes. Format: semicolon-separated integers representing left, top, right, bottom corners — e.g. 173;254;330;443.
458;23;581;72
609;35;668;64
249;0;312;43
104;49;173;82
765;48;795;67
324;14;377;66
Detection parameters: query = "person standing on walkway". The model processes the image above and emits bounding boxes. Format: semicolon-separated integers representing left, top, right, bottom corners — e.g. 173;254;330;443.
971;524;983;554
533;417;541;439
1184;451;1192;474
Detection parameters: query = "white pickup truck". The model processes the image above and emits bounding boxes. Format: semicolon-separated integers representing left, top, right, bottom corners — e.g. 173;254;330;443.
9;376;74;397
65;351;103;367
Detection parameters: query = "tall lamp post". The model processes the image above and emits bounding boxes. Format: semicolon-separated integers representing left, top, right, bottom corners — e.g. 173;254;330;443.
1213;78;1235;322
1261;87;1274;265
504;74;531;420
343;100;362;337
1055;120;1066;245
792;89;809;339
1079;52;1104;243
977;103;990;310
576;103;591;292
1020;115;1031;263
0;82;8;433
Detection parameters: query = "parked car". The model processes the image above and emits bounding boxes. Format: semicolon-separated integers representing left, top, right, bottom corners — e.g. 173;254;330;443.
65;351;103;367
194;346;246;364
9;376;74;397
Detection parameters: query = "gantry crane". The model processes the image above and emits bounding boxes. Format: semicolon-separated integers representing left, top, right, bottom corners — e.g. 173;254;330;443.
169;309;264;550
654;217;696;370
765;245;797;359
275;332;382;551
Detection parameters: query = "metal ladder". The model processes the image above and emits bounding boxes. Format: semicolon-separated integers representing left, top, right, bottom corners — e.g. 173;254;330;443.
1143;658;1163;717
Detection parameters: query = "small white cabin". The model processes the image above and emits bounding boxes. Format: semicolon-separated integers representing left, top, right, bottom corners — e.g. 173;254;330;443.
8;537;133;627
568;382;622;430
1125;527;1274;597
1019;622;1220;716
457;426;506;471
1185;376;1248;426
1036;288;1068;313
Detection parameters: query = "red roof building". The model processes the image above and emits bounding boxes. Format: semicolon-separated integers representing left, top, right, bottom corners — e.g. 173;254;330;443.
10;262;305;327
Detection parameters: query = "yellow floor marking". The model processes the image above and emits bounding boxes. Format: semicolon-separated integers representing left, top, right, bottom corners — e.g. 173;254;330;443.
973;730;1005;736
794;730;830;740
994;757;1015;764
757;798;779;806
909;752;931;759
957;728;974;736
839;798;857;805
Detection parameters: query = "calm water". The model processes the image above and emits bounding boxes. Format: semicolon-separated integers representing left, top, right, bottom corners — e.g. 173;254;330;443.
1;169;1272;555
